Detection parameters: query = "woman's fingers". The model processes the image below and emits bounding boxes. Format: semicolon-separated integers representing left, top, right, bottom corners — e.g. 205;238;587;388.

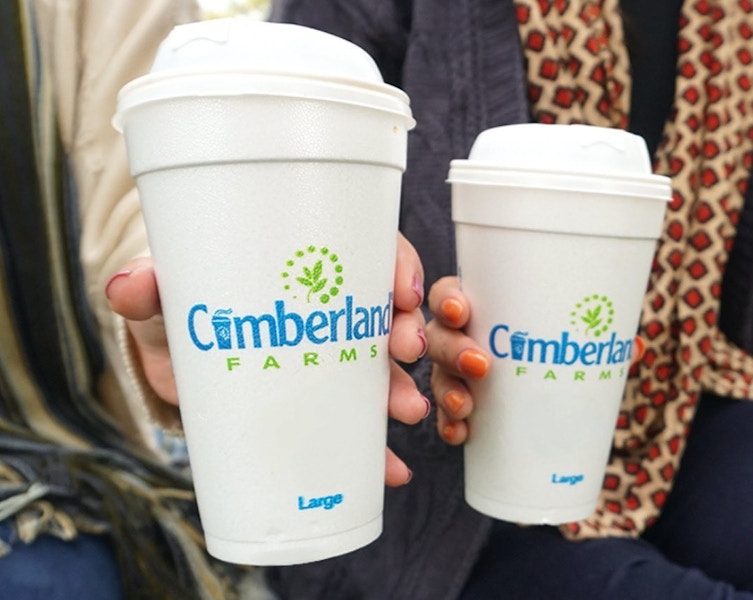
426;275;490;379
385;447;412;487
425;275;490;446
427;276;468;328
394;232;425;312
388;361;431;426
105;257;178;404
106;234;433;475
430;364;473;421
389;309;427;364
105;257;161;322
435;407;469;446
425;319;490;380
385;361;429;487
431;365;472;446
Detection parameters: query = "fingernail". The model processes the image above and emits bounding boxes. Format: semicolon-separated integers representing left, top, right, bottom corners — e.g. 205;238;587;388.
443;424;456;442
417;328;428;358
405;469;414;485
441;298;463;326
632;335;646;363
444;390;465;414
421;395;432;419
458;349;489;378
104;270;132;299
412;274;424;306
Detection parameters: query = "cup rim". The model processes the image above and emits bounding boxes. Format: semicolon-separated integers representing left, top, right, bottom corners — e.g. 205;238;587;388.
114;67;414;131
448;161;672;201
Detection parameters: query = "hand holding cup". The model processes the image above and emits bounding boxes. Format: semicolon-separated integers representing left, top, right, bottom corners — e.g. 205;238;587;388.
426;276;490;446
111;18;418;565
106;232;429;487
438;123;669;525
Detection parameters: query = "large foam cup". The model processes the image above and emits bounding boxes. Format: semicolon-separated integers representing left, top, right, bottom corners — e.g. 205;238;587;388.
449;124;670;524
114;18;414;565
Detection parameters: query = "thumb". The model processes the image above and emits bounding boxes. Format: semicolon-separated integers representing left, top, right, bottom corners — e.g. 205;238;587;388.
105;257;161;322
106;258;178;405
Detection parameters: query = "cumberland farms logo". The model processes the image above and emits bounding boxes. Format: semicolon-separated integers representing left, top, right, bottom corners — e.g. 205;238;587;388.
489;293;633;382
187;245;392;372
282;246;344;304
569;294;615;338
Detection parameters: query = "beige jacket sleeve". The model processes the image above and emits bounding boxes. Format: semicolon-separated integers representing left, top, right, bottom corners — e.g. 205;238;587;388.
31;0;199;446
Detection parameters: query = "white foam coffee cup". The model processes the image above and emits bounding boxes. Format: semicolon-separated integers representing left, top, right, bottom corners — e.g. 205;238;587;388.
449;124;670;524
115;18;415;564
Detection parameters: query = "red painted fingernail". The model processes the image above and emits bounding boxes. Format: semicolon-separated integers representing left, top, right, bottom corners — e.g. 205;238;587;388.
104;270;132;299
458;349;489;378
412;274;424;306
417;328;428;358
421;395;432;419
441;298;463;326
444;391;465;414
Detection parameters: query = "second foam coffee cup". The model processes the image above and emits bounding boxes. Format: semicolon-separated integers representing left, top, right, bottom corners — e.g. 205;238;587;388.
115;18;415;565
449;124;670;524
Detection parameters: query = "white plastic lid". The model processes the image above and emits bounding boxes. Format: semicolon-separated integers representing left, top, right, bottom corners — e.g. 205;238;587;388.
115;18;414;128
152;18;382;81
448;124;670;198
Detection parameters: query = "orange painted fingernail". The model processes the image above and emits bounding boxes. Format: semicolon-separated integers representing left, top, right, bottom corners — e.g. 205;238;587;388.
458;349;489;378
443;423;456;442
440;298;464;326
444;390;465;414
632;335;646;363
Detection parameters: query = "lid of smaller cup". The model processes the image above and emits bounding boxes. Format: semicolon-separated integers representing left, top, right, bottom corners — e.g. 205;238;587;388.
448;123;670;199
115;18;414;128
466;123;651;175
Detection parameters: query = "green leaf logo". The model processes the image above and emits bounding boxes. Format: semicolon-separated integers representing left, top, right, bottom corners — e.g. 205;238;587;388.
282;246;344;304
570;294;614;337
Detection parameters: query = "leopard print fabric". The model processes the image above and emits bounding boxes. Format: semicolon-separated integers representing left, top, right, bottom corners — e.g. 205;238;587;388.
513;0;753;539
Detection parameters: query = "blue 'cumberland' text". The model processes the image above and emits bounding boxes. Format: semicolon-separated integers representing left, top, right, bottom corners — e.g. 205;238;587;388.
489;326;632;367
188;294;392;351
